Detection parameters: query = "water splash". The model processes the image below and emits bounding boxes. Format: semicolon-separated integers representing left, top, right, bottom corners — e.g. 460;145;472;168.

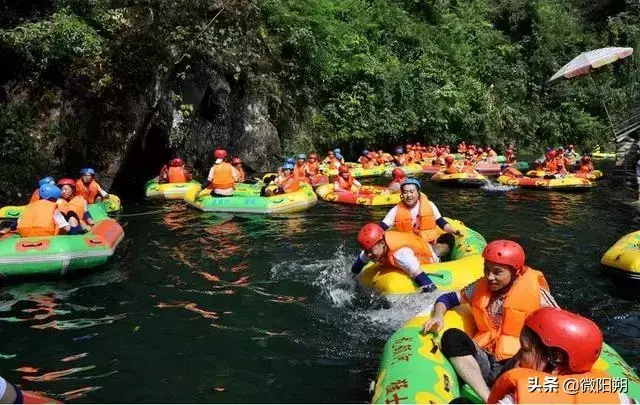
482;182;516;192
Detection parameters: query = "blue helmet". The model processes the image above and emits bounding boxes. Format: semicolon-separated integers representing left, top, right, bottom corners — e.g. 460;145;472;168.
333;148;341;154
297;153;307;160
401;178;421;191
286;158;295;165
39;184;61;200
395;147;403;154
363;149;369;155
335;153;343;160
80;168;95;176
282;163;294;170
500;164;509;170
38;176;55;187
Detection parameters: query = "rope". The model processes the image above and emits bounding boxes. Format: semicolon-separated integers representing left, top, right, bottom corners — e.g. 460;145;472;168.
115;208;173;217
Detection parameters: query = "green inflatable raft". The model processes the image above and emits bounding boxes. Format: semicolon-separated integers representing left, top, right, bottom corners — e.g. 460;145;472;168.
185;183;318;214
0;204;124;277
372;307;640;403
0;194;122;219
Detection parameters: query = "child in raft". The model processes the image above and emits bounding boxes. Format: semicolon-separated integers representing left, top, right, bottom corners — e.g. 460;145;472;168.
421;240;557;402
387;168;406;193
333;165;362;193
231;157;246;183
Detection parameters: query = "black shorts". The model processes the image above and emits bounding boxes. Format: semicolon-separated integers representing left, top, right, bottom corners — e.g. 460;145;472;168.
441;328;516;385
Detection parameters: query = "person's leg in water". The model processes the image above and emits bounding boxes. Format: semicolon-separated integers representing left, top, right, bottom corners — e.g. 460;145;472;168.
441;328;515;402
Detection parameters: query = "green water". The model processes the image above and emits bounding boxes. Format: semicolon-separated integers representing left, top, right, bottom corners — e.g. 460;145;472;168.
1;164;640;402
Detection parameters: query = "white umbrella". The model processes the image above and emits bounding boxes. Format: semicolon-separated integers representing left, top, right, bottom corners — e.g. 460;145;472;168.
548;47;634;82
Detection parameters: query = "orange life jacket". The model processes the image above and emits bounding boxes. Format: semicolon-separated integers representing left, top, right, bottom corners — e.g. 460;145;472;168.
394;196;438;242
470;268;549;361
308;161;320;176
211;162;235;190
507;154;516;163
504;168;522;177
380;231;435;268
168;166;188;183
544;159;558;173
488;368;622;404
336;175;354;191
461;165;475;174
17;200;59;237
458;144;467;153
376;156;386;165
75;179;101;204
395;155;406;166
57;195;87;224
445;164;459;174
579;164;593;173
281;176;300;193
293;164;309;184
362;160;375;169
29;189;40;204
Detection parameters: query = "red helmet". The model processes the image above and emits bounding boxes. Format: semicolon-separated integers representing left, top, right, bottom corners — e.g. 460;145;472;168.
436;150;444;157
357;223;385;250
308;153;318;160
525;307;603;373
214;149;228;160
338;165;350;174
507;148;513;154
57;178;76;187
482;240;525;273
547;150;557;158
463;159;471;165
391;168;406;180
169;158;184;167
445;156;455;164
231;157;241;165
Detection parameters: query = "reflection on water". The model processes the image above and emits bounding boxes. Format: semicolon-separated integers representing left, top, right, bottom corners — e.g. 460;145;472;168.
0;166;639;402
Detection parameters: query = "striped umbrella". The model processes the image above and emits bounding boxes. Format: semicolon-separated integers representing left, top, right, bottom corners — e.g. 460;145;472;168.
548;47;634;82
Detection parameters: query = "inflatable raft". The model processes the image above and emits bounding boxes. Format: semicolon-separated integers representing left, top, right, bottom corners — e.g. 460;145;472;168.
473;162;501;175
185;183;317;214
372;306;640;404
360;218;487;294
422;165;443;175
601;230;640;283
144;177;202;200
431;172;488;188
497;175;593;190
592;152;616;160
0;194;121;219
0;204;124;277
526;170;603;180
315;184;401;206
384;163;424;176
321;163;386;178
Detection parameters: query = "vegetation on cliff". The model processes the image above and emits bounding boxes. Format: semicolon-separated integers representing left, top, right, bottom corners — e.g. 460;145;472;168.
1;0;639;200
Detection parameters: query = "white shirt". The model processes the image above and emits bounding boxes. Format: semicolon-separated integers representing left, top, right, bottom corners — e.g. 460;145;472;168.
381;200;442;229
359;245;438;277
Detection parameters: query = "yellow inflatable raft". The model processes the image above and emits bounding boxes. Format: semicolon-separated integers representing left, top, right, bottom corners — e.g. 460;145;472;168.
601;230;640;281
431;172;488;187
525;170;603;180
497;175;593;190
315;184;401;206
321;163;386;178
144;177;202;200
384;163;424;176
0;194;122;219
360;219;486;294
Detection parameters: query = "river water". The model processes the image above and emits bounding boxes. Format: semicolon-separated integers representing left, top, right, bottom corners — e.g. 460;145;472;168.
2;161;640;402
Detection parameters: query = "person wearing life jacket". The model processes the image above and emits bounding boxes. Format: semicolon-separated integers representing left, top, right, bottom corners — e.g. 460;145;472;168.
29;176;56;203
488;307;637;404
205;149;239;197
413;144;423;162
307;153;320;176
381;149;393;163
556;147;572;168
360;155;375;169
12;184;77;237
333;165;362;192
323;150;335;165
578;155;594;173
500;164;523;178
376;149;387;165
159;158;192;184
277;163;301;192
543;150;558;173
57;178;94;232
460;160;476;174
388;168;406;193
505;148;516;164
567;144;580;158
358;150;370;165
486;146;498;158
424;146;436;159
444;156;460;174
393;147;406;166
334;148;345;164
421;240;557;402
351;223;443;292
458;141;467;154
475;147;486;161
293;154;310;184
231;157;246;183
76;168;109;204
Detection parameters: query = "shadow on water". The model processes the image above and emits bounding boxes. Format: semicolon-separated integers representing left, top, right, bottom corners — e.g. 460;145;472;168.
1;160;640;402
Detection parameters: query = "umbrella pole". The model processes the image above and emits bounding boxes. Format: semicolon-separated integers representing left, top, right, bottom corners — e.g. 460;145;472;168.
588;74;616;137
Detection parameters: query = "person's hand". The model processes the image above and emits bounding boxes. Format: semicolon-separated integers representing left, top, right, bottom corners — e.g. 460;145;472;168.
104;193;110;199
421;315;444;334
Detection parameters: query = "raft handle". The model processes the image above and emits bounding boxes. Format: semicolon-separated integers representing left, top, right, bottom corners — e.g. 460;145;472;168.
20;242;43;248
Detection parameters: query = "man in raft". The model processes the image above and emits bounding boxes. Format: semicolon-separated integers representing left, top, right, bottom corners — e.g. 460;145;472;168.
293;154;310;185
566;143;580;158
204;149;240;197
421;240;557;402
0;184;80;237
159;158;192;184
351;178;460;273
76;168;110;203
486;307;638;404
29;176;56;203
351;223;456;292
333;165;362;192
